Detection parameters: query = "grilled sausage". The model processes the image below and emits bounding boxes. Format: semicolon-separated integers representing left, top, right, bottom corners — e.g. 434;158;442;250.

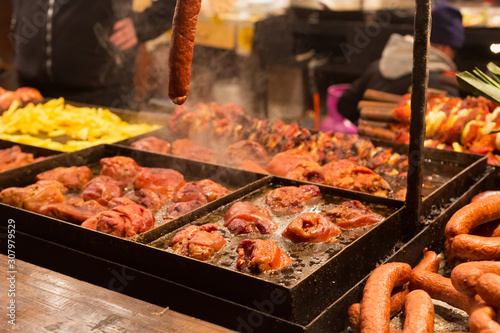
348;285;409;331
403;290;434;333
450;234;500;261
360;262;412;333
451;261;500;297
445;194;500;242
469;298;500;333
410;250;471;314
168;0;202;105
476;273;500;310
412;249;439;274
471;191;500;203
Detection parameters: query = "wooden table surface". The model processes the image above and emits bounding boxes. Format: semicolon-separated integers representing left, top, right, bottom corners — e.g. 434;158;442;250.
0;254;234;332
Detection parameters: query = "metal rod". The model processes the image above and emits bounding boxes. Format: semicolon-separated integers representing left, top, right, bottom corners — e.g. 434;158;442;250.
405;0;431;241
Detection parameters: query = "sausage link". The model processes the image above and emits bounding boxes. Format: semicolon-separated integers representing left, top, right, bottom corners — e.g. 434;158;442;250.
348;285;409;331
360;262;412;333
168;0;202;105
410;270;471;314
471;191;500;203
469;300;500;333
413;249;439;274
476;273;500;310
450;234;500;261
445;195;500;241
451;261;500;297
471;220;500;238
403;290;434;333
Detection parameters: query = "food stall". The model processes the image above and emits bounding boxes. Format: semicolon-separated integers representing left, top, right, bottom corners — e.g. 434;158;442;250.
1;0;500;332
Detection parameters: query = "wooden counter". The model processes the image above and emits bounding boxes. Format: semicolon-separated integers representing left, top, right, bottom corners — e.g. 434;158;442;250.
0;254;234;332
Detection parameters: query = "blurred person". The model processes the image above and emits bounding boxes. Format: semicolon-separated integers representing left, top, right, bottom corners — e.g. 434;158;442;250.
337;1;465;125
11;0;175;109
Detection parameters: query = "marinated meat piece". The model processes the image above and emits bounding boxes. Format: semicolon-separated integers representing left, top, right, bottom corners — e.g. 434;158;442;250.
265;185;321;214
131;136;171;154
15;87;43;104
81;201;154;238
163;200;206;222
124;188;163;212
40;198;107;223
173;182;208;203
81;177;122;206
236;239;291;273
324;200;384;229
169;224;226;260
100;156;142;184
0;180;67;214
35;166;93;188
282;212;342;243
171;139;219;163
107;197;138;208
322;160;392;197
196;179;230;202
134;167;185;199
224;201;277;235
0;145;39;172
266;149;315;177
238;160;269;174
285;161;326;184
225;140;269;166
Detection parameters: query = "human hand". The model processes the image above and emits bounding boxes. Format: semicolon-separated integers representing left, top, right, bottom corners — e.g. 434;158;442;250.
110;18;138;50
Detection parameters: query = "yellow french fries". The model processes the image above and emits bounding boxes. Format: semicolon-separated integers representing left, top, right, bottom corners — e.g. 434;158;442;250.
0;98;161;152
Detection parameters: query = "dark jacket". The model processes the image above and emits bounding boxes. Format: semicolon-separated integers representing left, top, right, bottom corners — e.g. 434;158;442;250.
11;0;175;107
338;34;459;125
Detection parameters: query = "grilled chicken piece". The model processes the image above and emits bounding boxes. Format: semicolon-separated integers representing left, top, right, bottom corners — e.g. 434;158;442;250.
322;160;392;197
285;161;326;184
169;223;226;260
81;176;122;206
163;200;206;222
236;239;291;273
173;179;229;203
265;185;321;214
196;179;230;202
282;212;342;243
237;160;269;174
134;167;185;200
225;140;269;167
324;200;384;229
171;139;219;163
81;200;154;238
40;198;107;223
35;166;93;189
124;188;163;212
266;149;315;177
0;180;67;214
131;136;171;154
0;145;41;172
173;182;208;203
224;201;277;235
100;156;142;184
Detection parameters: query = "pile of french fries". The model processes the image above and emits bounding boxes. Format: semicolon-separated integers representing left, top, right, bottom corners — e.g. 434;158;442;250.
0;98;161;152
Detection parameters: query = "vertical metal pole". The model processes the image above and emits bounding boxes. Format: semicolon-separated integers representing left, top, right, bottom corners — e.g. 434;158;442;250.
405;0;431;241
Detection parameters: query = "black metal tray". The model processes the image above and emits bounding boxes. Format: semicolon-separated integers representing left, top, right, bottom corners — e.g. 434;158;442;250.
0;143;265;254
132;176;403;325
323;165;497;333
